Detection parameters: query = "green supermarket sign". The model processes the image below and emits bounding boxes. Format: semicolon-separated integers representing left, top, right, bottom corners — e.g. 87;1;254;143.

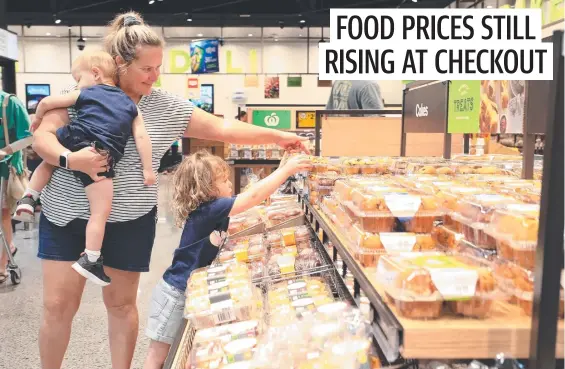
252;110;291;129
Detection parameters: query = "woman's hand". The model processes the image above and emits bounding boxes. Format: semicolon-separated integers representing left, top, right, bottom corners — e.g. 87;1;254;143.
68;147;108;182
276;132;311;154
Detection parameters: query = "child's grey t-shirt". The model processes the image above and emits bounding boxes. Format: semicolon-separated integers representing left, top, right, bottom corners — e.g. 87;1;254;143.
325;80;385;110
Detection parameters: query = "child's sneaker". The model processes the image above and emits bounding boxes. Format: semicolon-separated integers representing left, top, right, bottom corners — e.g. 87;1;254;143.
13;195;37;223
71;254;111;286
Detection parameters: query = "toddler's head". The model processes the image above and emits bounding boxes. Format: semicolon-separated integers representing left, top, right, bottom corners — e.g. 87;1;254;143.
71;51;117;89
172;150;232;227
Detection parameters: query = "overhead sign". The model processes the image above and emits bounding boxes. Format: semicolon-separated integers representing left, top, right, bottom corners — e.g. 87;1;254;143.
189;39;219;74
296;111;316;128
448;80;481;133
0;29;18;61
403;81;447;133
252;110;291;130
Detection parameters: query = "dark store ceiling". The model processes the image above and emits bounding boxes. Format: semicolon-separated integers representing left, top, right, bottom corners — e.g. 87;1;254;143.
6;0;454;27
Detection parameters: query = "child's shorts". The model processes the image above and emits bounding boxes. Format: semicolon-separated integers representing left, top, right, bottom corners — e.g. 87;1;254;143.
56;125;118;187
145;279;186;345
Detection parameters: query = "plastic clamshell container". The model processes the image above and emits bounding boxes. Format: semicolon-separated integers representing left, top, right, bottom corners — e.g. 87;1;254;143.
228;210;263;235
219;235;266;263
349;226;438;267
187;263;252;296
404;163;456;176
309;184;334;205
333;178;392;203
431;225;465;250
189;320;262;369
486;204;539;270
266;247;322;277
344;189;442;234
269;193;297;204
340;157;391;175
264;203;303;226
267;276;334;319
308;173;344;187
310;157;341;174
449;194;520;250
493;260;564;317
376;252;499;319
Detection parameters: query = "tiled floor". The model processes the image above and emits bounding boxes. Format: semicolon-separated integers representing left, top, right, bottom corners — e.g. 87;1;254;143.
0;175;182;369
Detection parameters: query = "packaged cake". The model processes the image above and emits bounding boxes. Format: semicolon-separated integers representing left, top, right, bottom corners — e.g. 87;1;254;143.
376;253;499;319
349;225;438;267
218;235;266;263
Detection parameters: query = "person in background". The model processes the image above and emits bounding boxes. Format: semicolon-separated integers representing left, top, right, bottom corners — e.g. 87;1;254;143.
143;150;311;369
238;110;248;122
325;80;385;110
0;92;32;284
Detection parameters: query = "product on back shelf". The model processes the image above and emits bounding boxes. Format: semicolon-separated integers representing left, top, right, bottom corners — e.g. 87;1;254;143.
493;260;564;317
219;235;266;263
310;157;341;174
239;146;252;160
309;183;334;205
349;225;438;267
269;193;298;205
485;204;539;270
449;194;520;250
228;210;264;235
376;253;499;319
265;203;303;227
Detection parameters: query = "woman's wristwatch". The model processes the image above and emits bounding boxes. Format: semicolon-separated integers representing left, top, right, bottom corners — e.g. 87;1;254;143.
59;151;71;169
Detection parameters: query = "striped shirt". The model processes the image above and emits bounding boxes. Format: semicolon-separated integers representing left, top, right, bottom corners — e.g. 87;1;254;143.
41;87;194;226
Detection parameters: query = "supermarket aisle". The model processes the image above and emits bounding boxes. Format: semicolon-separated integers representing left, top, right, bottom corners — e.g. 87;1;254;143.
0;175;181;369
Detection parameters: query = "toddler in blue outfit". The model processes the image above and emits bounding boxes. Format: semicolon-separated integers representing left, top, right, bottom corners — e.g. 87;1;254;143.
142;150;311;369
14;50;154;286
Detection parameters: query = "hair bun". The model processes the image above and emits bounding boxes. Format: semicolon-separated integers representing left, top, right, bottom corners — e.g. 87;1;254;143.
123;15;141;27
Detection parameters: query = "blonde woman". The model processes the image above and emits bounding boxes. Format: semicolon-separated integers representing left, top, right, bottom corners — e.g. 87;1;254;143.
32;11;308;369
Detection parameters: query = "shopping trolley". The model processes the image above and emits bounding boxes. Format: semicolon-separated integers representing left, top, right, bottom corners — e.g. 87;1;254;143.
0;136;34;285
0;173;21;285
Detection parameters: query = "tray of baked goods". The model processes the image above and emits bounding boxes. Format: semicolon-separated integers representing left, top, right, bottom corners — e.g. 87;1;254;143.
304;200;564;360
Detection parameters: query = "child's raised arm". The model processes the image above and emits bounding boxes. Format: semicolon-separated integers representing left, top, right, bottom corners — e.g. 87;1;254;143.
32;91;82;132
132;109;155;186
229;154;311;216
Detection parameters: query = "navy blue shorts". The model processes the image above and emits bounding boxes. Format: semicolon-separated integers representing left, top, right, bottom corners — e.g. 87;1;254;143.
37;207;158;272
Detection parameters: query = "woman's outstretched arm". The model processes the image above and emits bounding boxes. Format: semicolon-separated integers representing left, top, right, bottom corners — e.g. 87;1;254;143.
184;107;310;153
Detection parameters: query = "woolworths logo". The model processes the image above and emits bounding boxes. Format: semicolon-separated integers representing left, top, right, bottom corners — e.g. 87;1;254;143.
264;112;281;127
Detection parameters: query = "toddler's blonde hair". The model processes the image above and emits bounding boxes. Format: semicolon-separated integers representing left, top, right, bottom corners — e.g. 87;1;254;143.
72;50;117;84
172;150;231;227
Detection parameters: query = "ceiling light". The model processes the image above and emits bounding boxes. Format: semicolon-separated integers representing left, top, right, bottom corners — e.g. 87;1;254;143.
300;19;306;23
486;5;493;7
55;18;61;24
248;33;253;37
197;33;203;37
187;18;192;21
274;38;278;41
240;14;251;17
46;32;51;36
149;0;155;4
299;34;303;37
411;0;417;2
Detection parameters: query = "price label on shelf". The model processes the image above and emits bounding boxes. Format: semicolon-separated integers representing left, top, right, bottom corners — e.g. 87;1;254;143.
380;233;417;253
384;194;421;218
428;268;478;300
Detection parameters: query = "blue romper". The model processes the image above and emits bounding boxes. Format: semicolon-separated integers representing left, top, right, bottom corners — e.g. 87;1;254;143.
56;84;138;187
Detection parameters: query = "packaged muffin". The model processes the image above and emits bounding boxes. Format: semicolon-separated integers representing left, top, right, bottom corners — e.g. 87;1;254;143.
238;146;252;160
431;225;465;250
345;187;442;233
487;204;539;269
350;226;438;267
494;260;564;317
310;157;341;174
266;248;322;277
450;194;519;249
309;184;334;205
376;253;498;319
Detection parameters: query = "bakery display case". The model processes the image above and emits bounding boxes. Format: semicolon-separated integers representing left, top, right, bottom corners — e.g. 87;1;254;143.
164;33;563;369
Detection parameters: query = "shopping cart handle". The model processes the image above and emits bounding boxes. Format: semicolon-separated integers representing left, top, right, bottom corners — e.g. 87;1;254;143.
0;136;34;164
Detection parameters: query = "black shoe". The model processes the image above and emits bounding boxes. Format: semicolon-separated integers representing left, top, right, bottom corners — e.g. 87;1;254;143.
13;195;37;223
71;254;111;286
